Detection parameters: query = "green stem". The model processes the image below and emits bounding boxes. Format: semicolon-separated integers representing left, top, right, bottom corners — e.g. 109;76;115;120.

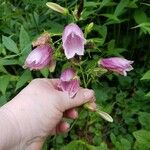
79;65;87;88
69;108;84;131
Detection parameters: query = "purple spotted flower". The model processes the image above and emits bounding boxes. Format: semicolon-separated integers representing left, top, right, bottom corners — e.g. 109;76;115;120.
24;44;53;70
62;23;86;59
99;57;134;76
58;68;80;98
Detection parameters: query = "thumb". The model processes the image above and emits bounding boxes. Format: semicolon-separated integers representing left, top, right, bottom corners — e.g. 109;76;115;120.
62;88;95;110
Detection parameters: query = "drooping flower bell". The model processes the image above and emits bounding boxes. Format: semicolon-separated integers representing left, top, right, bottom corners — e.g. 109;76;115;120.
24;44;53;70
58;68;80;98
98;57;133;76
62;23;86;59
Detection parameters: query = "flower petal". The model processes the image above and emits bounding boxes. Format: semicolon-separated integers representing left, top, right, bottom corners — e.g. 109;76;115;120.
62;23;85;42
62;23;85;59
60;68;75;82
99;57;134;76
68;79;80;98
24;44;53;70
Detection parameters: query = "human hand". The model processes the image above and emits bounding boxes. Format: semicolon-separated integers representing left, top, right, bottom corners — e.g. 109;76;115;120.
0;78;96;150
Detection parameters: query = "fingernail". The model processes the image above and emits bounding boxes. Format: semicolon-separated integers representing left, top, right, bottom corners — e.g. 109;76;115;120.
84;90;94;100
73;110;78;118
64;122;70;131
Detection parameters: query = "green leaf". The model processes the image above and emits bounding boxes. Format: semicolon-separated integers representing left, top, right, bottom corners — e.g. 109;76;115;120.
110;133;116;145
100;0;111;9
141;70;150;80
134;10;147;24
0;59;18;65
84;2;100;8
48;22;64;36
0;75;10;95
107;39;115;51
40;68;49;78
18;43;32;65
60;140;107;150
101;14;120;22
2;36;19;54
0;66;8;74
0;95;7;106
146;92;150;97
15;70;32;90
133;130;150;150
120;138;131;150
94;25;107;45
114;0;129;16
19;26;30;50
139;112;150;130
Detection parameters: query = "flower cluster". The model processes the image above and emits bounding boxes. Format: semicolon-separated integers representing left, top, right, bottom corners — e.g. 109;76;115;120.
24;23;134;122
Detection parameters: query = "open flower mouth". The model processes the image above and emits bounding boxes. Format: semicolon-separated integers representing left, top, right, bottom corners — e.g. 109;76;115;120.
62;23;85;59
64;33;84;59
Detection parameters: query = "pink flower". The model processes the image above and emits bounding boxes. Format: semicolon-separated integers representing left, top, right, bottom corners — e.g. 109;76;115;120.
99;57;133;76
60;68;75;81
58;68;80;98
24;44;53;70
62;23;86;59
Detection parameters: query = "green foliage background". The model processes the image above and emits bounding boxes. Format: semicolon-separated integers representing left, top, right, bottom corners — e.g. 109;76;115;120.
0;0;150;149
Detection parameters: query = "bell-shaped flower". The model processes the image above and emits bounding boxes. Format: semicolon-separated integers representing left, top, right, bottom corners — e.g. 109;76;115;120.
58;68;80;98
62;23;86;59
98;57;133;76
24;44;53;70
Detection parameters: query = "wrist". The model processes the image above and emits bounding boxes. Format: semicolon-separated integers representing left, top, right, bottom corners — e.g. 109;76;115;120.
0;107;21;149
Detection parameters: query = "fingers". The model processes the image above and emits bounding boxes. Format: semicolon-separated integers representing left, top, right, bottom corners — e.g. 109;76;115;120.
56;121;70;133
64;108;78;119
62;88;95;110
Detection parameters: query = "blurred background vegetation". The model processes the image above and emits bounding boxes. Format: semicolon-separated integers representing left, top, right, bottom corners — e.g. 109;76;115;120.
0;0;150;149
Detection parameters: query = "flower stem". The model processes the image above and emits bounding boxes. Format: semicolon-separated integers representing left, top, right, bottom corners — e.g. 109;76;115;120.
79;65;87;88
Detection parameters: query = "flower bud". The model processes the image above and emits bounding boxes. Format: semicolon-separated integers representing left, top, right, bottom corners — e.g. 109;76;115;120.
46;2;68;15
98;57;134;76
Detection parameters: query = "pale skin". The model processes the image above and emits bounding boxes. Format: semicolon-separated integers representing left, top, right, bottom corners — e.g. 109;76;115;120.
0;79;96;150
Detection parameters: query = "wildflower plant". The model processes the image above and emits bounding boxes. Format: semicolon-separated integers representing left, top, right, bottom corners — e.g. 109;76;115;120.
3;0;150;149
24;2;134;124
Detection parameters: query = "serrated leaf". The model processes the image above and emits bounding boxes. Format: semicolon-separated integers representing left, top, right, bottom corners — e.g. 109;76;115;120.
0;75;10;95
139;112;150;130
15;70;32;90
19;26;30;50
141;70;150;80
133;130;150;147
2;36;19;54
